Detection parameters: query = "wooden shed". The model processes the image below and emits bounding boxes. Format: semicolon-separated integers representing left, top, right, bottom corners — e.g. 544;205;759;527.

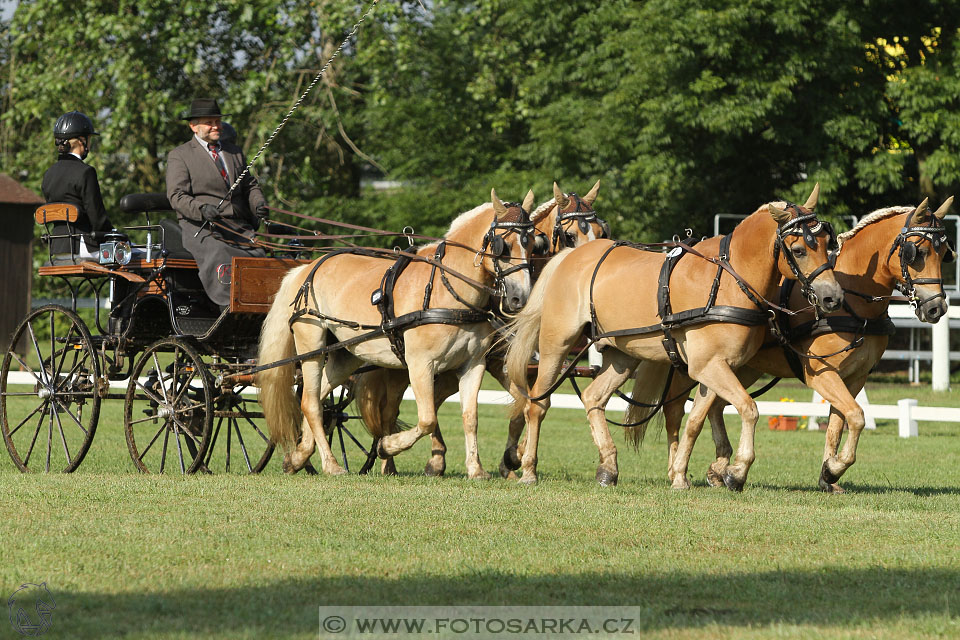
0;173;42;354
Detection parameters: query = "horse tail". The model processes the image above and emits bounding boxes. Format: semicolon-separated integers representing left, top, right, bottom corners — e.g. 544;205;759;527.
622;360;673;449
505;248;575;417
257;264;310;451
352;368;404;439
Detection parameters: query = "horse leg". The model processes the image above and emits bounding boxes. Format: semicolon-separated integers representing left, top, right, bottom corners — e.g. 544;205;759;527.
458;356;491;480
484;355;523;479
283;414;316;474
378;360;437;458
580;350;637;486
816;372;868;493
301;351;361;475
424;372;458;477
693;362;759;492
670;384;715;490
705;398;733;487
662;382;688;483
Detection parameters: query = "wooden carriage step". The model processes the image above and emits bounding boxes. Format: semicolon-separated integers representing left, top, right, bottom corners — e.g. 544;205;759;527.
38;257;199;282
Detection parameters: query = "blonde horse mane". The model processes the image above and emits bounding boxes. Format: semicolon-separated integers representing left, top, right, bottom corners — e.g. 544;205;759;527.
836;206;914;250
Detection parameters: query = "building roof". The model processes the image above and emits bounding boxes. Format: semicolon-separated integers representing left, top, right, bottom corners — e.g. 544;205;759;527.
0;173;42;204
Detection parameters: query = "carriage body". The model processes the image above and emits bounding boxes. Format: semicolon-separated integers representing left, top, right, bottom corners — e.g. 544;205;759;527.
0;193;366;475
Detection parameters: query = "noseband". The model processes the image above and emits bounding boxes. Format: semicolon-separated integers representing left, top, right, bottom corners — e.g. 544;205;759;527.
551;193;610;251
773;203;837;308
886;208;955;309
480;203;536;295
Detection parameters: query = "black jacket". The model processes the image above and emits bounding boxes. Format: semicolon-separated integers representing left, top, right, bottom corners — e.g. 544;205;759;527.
41;154;113;254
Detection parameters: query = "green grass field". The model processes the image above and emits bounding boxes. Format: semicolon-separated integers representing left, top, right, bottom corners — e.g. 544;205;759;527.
2;379;959;639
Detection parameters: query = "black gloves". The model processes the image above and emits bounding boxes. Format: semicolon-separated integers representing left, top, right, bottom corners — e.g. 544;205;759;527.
200;204;220;222
255;203;269;219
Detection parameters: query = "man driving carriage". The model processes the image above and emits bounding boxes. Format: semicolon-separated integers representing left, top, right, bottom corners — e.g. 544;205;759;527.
165;98;267;310
41;111;114;260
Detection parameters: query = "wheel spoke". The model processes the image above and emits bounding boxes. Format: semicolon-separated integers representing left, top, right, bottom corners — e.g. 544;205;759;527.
205;418;224;467
170;416;203;446
133;378;167;407
173;424;186;474
52;400;74;467
55;400;90;437
151;351;169;404
137;420;169;462
26;321;48;386
7;400;48;438
45;407;53;472
236;402;270;443
159;427;170;473
339;423;370;455
337;423;349;472
22;410;46;467
8;351;43;386
231;417;257;472
51;323;78;387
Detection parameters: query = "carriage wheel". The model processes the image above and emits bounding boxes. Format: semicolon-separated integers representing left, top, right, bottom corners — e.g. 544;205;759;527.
0;305;101;473
322;381;375;473
124;338;213;474
203;380;275;474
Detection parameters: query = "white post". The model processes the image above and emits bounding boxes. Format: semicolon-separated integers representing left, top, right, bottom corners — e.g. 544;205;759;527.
588;344;602;368
932;314;950;391
898;398;918;438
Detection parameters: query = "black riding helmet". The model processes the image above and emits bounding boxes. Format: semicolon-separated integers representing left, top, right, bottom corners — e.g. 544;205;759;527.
54;111;98;140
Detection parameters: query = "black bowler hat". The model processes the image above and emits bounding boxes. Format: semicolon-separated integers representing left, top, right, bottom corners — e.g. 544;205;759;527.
182;98;229;120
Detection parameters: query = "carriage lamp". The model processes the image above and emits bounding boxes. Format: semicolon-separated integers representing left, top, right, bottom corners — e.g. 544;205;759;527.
99;231;133;266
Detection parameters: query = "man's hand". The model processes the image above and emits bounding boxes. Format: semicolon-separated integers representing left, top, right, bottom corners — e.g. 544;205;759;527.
256;203;269;219
200;204;220;222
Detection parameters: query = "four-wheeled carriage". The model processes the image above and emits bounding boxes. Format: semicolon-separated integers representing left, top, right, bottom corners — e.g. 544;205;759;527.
0;194;368;474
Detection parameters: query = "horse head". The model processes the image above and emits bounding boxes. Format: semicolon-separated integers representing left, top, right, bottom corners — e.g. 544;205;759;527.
488;188;537;312
540;180;608;252
768;183;844;314
890;196;955;322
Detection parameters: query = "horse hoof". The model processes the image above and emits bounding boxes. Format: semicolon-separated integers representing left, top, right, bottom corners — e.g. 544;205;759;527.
303;462;319;476
502;447;521;471
596;468;618;487
705;468;724;488
329;466;348;476
499;460;519;480
468;470;492;481
281;455;299;475
517;473;538;486
722;470;744;493
819;461;841;486
671;476;691;490
376;439;391;460
381;459;398;476
424;460;446;477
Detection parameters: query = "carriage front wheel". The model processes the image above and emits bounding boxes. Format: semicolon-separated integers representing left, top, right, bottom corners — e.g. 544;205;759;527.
124;338;213;474
0;305;101;472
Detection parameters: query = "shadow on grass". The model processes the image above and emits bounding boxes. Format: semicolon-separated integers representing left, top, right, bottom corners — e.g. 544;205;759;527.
59;568;958;637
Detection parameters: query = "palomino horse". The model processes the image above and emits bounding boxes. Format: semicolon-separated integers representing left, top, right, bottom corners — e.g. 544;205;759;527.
352;181;607;477
257;189;536;478
505;186;844;487
634;197;956;492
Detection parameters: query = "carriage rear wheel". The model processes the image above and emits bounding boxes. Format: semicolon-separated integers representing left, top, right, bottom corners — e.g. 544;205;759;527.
203;378;275;474
322;381;377;473
123;338;213;474
0;305;101;473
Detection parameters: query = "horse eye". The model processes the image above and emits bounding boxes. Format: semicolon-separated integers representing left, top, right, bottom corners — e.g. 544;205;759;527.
791;245;806;258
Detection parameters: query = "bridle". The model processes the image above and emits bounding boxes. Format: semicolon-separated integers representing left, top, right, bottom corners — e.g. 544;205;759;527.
478;203;536;296
887;208;957;309
551;193;610;251
773;202;837;309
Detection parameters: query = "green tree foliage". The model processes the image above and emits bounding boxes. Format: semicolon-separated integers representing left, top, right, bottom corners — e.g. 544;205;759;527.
2;0;959;251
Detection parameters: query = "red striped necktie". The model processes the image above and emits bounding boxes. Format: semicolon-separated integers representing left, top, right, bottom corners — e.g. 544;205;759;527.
208;143;229;184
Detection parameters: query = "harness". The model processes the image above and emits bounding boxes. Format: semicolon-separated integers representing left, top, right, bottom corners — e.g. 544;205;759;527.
284;205;535;366
886;208;955;310
551;193;610;251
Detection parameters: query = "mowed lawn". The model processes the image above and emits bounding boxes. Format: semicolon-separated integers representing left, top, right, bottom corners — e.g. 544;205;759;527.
1;379;959;639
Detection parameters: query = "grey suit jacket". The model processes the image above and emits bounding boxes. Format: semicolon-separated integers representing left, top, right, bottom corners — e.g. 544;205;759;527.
165;136;266;232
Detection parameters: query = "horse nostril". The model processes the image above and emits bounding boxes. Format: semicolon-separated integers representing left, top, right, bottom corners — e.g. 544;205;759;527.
510;296;522;309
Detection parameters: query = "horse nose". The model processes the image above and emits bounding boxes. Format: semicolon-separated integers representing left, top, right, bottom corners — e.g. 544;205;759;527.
509;295;523;310
925;304;943;321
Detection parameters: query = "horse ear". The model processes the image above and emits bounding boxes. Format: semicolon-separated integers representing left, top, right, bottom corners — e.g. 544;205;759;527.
803;182;820;211
583;179;601;206
769;202;792;225
933;195;954;220
522;189;535;214
915;197;930;218
553;182;569;209
491;188;507;217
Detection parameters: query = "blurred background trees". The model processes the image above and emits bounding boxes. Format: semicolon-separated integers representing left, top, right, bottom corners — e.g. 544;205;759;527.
2;0;959;247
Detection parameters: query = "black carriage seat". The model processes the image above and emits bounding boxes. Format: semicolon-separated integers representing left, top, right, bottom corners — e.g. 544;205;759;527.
117;193;193;259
